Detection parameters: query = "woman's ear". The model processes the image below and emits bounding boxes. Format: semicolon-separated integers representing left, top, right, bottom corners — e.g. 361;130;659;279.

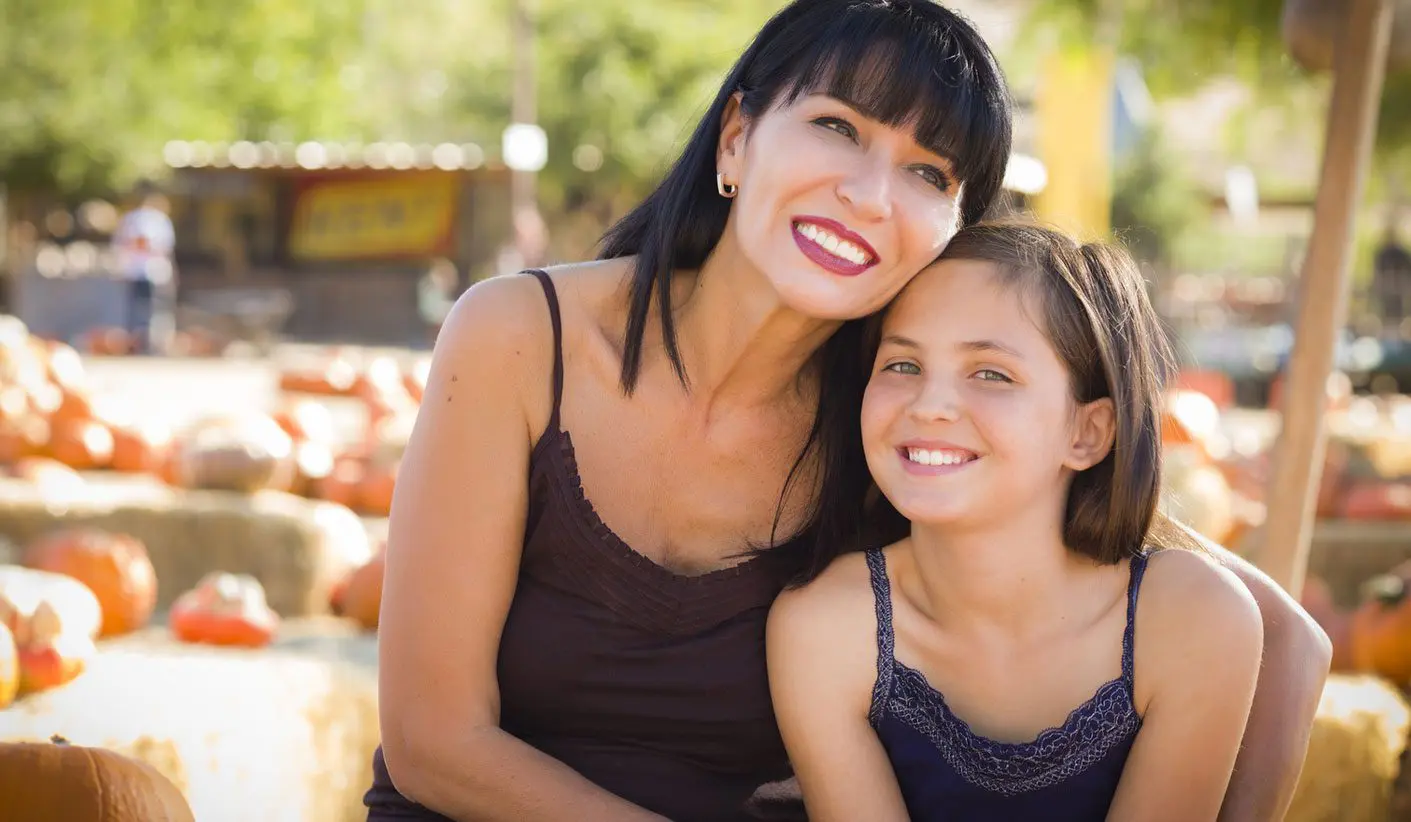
1066;397;1116;471
717;92;747;185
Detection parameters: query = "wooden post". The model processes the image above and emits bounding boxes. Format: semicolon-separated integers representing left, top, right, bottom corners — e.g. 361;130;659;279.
1260;0;1396;596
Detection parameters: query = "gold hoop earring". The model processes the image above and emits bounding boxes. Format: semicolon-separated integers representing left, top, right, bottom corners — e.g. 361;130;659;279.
716;172;738;199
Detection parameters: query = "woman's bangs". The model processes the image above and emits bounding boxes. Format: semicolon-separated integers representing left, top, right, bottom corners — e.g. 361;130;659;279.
775;8;1005;187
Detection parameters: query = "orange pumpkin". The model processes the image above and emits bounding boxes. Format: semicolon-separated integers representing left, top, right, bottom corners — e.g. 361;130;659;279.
358;461;398;516
24;529;158;637
1350;573;1411;683
0;736;195;822
110;421;173;474
0;620;17;709
315;456;366;509
48;419;115;471
170;573;278;648
0;414;50;462
273;399;335;444
283;440;336;498
17;601;94;694
339;549;386;631
1299;575;1354;672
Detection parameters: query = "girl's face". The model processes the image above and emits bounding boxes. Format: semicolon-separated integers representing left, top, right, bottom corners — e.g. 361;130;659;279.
715;93;964;321
861;258;1114;528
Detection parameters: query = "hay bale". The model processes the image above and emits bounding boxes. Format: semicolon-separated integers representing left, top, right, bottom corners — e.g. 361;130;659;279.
0;478;372;616
0;617;380;822
1287;674;1411;822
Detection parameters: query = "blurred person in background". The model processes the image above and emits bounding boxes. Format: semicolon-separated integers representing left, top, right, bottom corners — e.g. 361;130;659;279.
112;180;177;354
366;2;1330;821
1372;212;1411;328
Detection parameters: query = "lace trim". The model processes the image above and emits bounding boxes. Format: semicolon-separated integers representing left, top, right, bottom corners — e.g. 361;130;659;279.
888;663;1141;796
864;547;1145;796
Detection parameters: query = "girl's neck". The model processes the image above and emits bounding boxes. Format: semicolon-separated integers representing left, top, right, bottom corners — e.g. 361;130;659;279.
902;495;1106;640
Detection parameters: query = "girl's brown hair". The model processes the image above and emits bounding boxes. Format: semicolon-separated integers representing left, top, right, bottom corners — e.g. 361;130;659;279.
934;220;1195;563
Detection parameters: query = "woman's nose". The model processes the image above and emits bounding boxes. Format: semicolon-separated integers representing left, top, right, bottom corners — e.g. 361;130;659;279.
836;157;893;223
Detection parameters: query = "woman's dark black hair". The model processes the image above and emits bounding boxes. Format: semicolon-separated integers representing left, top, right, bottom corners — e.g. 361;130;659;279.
598;0;1013;583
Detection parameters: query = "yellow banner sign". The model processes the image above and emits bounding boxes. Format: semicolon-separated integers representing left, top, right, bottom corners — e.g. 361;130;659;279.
289;172;458;260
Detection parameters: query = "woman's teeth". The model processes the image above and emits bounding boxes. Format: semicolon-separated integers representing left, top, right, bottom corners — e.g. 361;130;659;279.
907;448;973;466
794;222;873;265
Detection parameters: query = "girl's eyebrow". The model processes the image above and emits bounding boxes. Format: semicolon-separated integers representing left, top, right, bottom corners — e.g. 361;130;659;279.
960;339;1025;360
880;334;1026;361
878;333;922;350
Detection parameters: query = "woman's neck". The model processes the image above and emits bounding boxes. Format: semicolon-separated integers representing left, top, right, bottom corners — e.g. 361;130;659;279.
667;240;840;412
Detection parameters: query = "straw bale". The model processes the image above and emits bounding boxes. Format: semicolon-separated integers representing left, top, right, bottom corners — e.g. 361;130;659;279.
1287;674;1411;822
0;478;372;616
0;617;380;822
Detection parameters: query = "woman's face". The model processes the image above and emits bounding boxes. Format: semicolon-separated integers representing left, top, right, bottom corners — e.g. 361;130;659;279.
716;93;964;320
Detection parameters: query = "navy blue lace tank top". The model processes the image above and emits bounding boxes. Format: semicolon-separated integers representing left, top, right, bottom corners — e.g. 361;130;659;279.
866;548;1148;821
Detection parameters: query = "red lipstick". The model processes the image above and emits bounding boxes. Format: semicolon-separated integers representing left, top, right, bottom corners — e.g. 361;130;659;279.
791;215;879;277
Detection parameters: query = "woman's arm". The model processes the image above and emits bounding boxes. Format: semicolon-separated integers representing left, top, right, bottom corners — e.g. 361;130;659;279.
1106;549;1265;822
767;566;910;822
1186;527;1333;821
377;275;667;822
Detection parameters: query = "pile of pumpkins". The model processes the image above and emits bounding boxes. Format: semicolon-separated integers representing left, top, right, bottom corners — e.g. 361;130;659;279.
1160;383;1411;556
1158;389;1264;548
1303;564;1411;686
0;528;286;709
0;315;429;519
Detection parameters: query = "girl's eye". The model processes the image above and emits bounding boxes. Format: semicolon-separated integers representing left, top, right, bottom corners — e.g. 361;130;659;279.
912;165;953;192
975;369;1013;383
883;361;921;376
812;116;858;141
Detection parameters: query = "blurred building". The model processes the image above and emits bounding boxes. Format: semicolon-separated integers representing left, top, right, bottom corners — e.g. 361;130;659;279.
162;140;513;345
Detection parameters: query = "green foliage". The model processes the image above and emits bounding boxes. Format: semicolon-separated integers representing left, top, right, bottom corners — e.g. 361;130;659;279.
0;0;370;196
1029;0;1411;166
1111;130;1208;266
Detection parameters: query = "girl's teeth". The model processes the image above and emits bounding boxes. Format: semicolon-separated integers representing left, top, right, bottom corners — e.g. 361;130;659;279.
907;448;971;466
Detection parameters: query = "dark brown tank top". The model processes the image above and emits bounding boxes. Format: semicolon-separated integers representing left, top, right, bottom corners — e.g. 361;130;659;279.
365;270;806;822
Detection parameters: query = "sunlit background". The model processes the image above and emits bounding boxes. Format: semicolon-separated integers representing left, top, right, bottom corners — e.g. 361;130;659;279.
3;1;1411;820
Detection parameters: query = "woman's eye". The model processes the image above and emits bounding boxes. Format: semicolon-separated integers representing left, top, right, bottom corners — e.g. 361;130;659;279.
912;165;953;191
883;361;921;376
974;369;1012;383
813;116;858;141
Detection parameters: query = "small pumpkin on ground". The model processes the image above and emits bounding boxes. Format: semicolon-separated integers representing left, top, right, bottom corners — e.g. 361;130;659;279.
23;528;158;638
0;620;17;708
170;573;279;648
0;564;103;643
17;600;94;694
1350;573;1411;684
0;735;194;822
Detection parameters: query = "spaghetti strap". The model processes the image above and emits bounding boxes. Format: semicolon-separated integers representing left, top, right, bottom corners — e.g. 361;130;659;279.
526;269;565;427
1120;551;1150;689
865;549;897;730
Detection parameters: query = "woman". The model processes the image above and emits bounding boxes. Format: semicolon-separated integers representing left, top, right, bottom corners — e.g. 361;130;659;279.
366;2;1330;820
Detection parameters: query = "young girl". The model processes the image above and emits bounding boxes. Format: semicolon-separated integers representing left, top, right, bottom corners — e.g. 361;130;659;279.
767;222;1266;821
